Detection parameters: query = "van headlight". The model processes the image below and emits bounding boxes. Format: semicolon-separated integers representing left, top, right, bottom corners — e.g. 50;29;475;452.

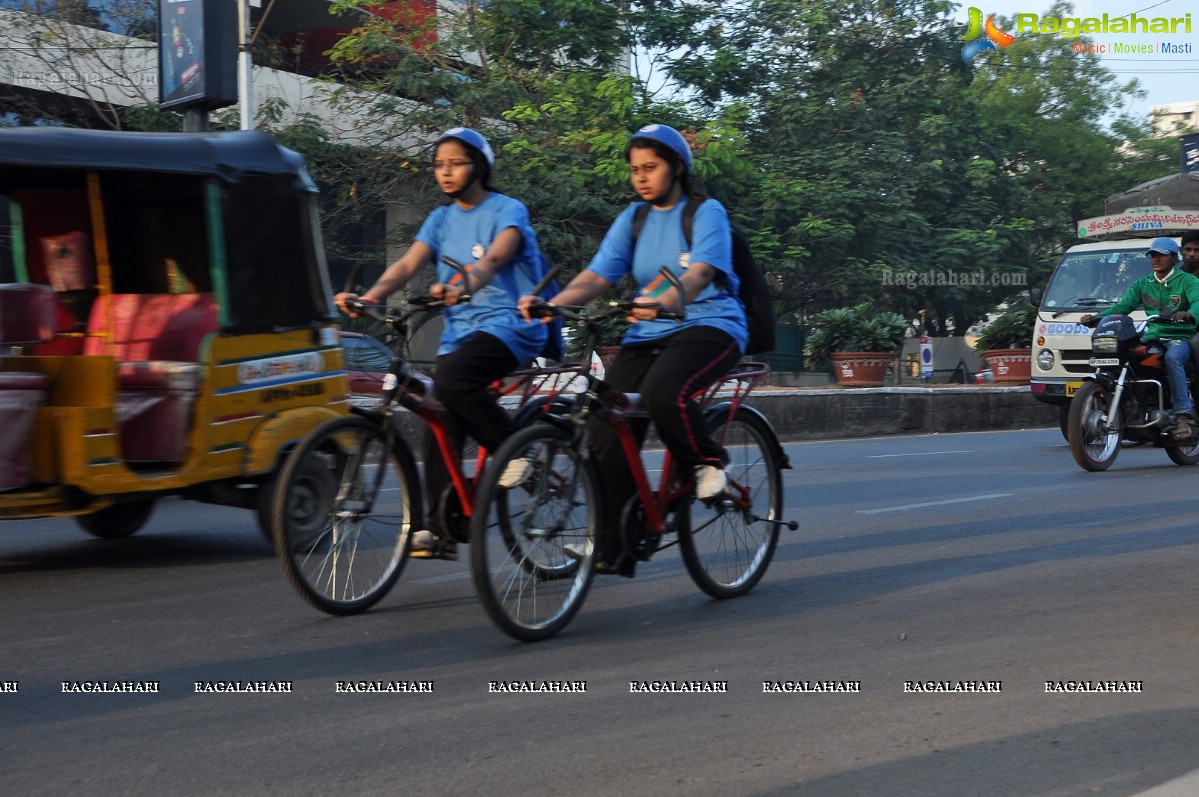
1036;349;1055;371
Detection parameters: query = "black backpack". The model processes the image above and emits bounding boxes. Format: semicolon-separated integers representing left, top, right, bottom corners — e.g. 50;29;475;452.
631;196;775;354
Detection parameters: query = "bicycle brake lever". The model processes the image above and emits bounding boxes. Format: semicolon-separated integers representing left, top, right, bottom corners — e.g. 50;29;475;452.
658;266;685;296
530;264;562;297
342;263;363;294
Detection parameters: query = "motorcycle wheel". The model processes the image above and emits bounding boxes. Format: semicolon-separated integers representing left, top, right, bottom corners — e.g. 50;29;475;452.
1167;436;1199;465
1067;381;1124;471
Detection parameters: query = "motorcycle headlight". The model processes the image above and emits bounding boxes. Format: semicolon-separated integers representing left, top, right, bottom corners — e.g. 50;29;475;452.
1036;349;1055;371
1092;336;1118;354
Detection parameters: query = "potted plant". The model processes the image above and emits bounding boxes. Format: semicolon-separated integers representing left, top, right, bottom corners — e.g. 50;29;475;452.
804;302;909;386
565;312;629;370
973;302;1035;383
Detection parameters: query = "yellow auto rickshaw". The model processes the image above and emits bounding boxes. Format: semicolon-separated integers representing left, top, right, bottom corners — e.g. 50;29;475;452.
0;127;350;539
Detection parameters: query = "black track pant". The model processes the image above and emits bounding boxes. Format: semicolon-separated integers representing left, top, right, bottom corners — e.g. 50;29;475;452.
424;332;518;535
590;326;741;549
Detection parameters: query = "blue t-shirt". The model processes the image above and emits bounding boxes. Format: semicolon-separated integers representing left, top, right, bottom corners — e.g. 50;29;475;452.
415;193;549;363
586;198;748;350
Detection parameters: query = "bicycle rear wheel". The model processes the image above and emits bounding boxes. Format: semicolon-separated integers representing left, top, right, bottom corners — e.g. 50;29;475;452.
679;407;783;599
470;423;597;642
272;415;419;615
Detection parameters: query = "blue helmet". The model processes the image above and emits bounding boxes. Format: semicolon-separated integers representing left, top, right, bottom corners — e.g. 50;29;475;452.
436;127;495;170
625;123;693;173
1148;237;1181;257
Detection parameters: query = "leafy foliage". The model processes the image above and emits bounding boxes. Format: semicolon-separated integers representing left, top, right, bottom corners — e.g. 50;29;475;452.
804;303;909;366
973;303;1037;352
6;0;1195;360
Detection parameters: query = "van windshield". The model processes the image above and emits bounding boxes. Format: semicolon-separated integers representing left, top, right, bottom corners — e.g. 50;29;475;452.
1042;248;1153;310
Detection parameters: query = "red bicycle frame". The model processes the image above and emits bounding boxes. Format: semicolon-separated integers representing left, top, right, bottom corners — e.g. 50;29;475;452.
593;361;770;536
391;362;587;520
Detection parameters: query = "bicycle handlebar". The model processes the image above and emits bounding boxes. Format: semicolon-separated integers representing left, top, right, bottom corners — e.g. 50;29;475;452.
527;299;685;323
527;266;687;323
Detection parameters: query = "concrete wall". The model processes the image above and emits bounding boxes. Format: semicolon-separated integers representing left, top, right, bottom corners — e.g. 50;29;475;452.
373;384;1059;445
747;385;1058;441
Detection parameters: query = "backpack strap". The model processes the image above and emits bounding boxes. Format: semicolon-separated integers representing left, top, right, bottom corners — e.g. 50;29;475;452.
631;195;704;251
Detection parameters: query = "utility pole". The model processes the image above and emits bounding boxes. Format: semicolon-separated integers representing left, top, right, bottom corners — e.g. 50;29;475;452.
238;0;258;130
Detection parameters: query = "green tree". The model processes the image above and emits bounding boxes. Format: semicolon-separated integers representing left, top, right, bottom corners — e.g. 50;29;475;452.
963;2;1165;288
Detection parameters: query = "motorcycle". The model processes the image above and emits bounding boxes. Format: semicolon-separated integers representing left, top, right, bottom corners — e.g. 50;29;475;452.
1067;313;1199;471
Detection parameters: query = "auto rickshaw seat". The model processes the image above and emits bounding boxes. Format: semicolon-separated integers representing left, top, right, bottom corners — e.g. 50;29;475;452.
83;292;217;363
0;283;57;349
0;284;55;488
83;292;218;462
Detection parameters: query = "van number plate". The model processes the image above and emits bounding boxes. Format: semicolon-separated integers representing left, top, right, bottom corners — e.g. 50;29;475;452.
1088;357;1119;367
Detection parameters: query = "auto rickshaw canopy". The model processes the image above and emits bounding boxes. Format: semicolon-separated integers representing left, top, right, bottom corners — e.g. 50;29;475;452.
0;127;335;333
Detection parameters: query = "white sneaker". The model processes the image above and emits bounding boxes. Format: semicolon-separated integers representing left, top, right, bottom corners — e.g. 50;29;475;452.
563;542;591;561
498;456;533;488
410;530;457;560
694;465;727;500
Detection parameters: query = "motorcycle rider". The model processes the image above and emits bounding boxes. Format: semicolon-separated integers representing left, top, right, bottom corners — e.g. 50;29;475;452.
1181;230;1199;276
1081;237;1199;441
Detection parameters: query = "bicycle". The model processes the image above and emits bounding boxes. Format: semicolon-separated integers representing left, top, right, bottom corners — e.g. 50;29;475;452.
271;259;574;615
468;276;797;641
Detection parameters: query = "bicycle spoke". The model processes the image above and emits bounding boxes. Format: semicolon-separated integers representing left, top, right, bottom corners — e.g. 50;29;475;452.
273;416;416;615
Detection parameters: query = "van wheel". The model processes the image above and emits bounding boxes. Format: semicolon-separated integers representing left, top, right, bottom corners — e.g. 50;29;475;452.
76;499;156;539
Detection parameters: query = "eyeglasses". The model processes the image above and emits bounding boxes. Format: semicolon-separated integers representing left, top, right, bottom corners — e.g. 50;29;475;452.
433;160;472;171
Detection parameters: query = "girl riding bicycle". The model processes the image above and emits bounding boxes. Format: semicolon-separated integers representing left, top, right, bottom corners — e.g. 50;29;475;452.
336;127;550;560
519;123;748;577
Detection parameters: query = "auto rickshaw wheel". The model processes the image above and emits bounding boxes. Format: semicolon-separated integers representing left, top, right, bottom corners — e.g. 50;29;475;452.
255;456;338;546
75;499;157;539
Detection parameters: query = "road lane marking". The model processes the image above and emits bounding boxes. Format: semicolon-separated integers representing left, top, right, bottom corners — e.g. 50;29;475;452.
1131;769;1199;797
867;450;972;458
856;493;1014;514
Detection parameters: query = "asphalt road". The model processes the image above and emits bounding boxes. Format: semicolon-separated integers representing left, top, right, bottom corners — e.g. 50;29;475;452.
2;428;1198;797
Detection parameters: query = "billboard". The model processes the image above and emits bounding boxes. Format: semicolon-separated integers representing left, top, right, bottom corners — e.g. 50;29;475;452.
158;0;238;110
1183;133;1199;175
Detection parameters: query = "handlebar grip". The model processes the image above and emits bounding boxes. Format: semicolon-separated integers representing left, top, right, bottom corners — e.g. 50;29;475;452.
526;299;559;319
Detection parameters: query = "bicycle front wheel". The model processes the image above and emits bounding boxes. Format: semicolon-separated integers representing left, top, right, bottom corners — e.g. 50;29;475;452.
679;407;783;599
470;423;598;642
272;415;419;615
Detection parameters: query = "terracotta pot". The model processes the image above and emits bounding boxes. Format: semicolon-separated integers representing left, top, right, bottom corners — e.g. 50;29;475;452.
982;349;1031;383
829;352;894;387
